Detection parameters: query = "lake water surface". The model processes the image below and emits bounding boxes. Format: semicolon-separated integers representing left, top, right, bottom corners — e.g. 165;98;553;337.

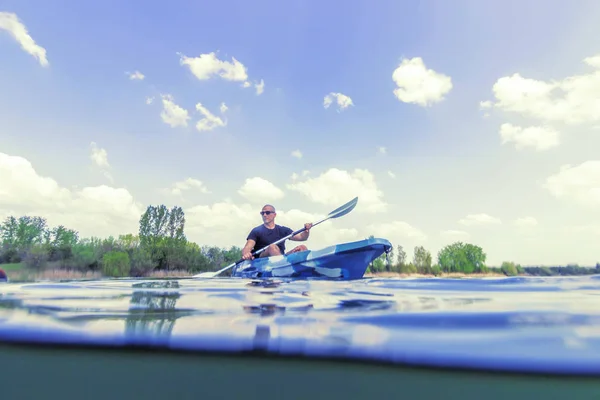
1;274;600;376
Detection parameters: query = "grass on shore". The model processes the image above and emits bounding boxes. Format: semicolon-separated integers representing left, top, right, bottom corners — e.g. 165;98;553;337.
1;266;195;282
0;262;509;282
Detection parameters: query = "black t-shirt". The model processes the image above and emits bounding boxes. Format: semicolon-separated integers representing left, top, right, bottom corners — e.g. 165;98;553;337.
247;224;294;254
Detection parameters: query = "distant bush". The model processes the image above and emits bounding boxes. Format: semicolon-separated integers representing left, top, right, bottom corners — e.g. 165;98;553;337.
102;251;131;277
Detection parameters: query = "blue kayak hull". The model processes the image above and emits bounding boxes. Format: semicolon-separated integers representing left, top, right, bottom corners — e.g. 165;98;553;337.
232;237;392;280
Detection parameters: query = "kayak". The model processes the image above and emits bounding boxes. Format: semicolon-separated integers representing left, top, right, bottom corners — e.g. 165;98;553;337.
231;237;392;280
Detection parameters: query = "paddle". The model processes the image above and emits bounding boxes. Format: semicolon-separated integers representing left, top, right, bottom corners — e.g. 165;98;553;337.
192;196;359;278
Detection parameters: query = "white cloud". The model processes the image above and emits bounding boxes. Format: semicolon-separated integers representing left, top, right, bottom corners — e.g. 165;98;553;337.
238;177;285;203
378;146;386;154
195;103;226;132
480;100;493;109
160;95;190;128
0;12;48;67
387;171;396;179
179;51;248;82
291;150;302;159
543;161;600;207
255;79;265;95
584;55;600;69
392;57;452;106
514;217;538;227
291;170;310;180
0;152;142;238
89;142;113;183
367;220;427;241
127;70;145;80
323;92;354;111
499;123;560;151
440;230;470;240
89;142;109;168
219;102;228;113
458;213;502;226
486;53;600;125
166;178;210;196
186;201;256;243
146;97;154;105
286;168;387;213
479;100;492;118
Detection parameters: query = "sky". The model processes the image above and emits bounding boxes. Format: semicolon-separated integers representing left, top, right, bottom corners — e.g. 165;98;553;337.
1;0;600;267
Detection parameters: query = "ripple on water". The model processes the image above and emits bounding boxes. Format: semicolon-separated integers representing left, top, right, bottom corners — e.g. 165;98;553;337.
1;274;600;375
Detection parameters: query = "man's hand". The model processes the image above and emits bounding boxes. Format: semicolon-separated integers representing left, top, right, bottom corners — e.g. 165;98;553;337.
242;251;254;260
304;222;313;231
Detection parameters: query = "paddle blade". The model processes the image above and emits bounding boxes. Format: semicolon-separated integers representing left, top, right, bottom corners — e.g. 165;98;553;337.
327;196;358;219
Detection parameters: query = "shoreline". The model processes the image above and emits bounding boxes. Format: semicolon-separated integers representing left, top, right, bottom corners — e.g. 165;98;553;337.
3;268;512;282
364;271;507;279
3;267;597;283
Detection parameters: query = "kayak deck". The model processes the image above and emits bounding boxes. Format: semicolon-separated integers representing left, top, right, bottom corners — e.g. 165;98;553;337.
233;237;392;280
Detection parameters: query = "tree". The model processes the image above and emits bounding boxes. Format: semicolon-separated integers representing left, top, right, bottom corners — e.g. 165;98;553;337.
437;242;487;273
46;225;79;262
167;206;186;241
413;246;432;273
138;205;188;270
139;205;170;249
0;215;54;264
102;250;131;277
395;245;407;268
500;261;518;276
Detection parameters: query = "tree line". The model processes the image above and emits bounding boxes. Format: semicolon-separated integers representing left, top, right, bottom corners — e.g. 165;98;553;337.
0;205;242;277
366;242;600;277
0;205;598;278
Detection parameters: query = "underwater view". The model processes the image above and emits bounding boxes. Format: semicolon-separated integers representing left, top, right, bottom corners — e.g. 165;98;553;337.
2;274;600;375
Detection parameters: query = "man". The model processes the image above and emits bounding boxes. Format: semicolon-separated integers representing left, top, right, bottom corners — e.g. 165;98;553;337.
241;204;312;261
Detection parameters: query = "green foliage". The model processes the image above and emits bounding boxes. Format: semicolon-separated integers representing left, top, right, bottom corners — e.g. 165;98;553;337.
413;246;432;274
437;242;487;274
69;243;98;270
23;245;48;270
395;245;407;267
2;207;599;279
398;263;417;274
138;205;189;270
500;261;519;276
102;251;131;277
0;205;250;278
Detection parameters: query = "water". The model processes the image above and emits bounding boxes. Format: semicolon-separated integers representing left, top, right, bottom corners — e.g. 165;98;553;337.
1;274;600;376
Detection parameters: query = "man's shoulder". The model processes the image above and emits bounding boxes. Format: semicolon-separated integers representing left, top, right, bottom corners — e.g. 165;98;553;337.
247;225;263;239
276;224;293;233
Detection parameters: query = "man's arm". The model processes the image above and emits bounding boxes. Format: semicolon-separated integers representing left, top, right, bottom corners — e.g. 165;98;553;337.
242;239;256;260
290;223;312;241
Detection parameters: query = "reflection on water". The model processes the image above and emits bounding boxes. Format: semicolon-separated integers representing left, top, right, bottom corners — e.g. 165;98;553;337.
126;281;184;339
1;275;600;375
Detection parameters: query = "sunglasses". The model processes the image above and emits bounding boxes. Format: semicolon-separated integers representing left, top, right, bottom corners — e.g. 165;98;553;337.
260;211;275;215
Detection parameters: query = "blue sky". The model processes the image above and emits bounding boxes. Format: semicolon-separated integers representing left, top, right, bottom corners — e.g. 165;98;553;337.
1;0;600;266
